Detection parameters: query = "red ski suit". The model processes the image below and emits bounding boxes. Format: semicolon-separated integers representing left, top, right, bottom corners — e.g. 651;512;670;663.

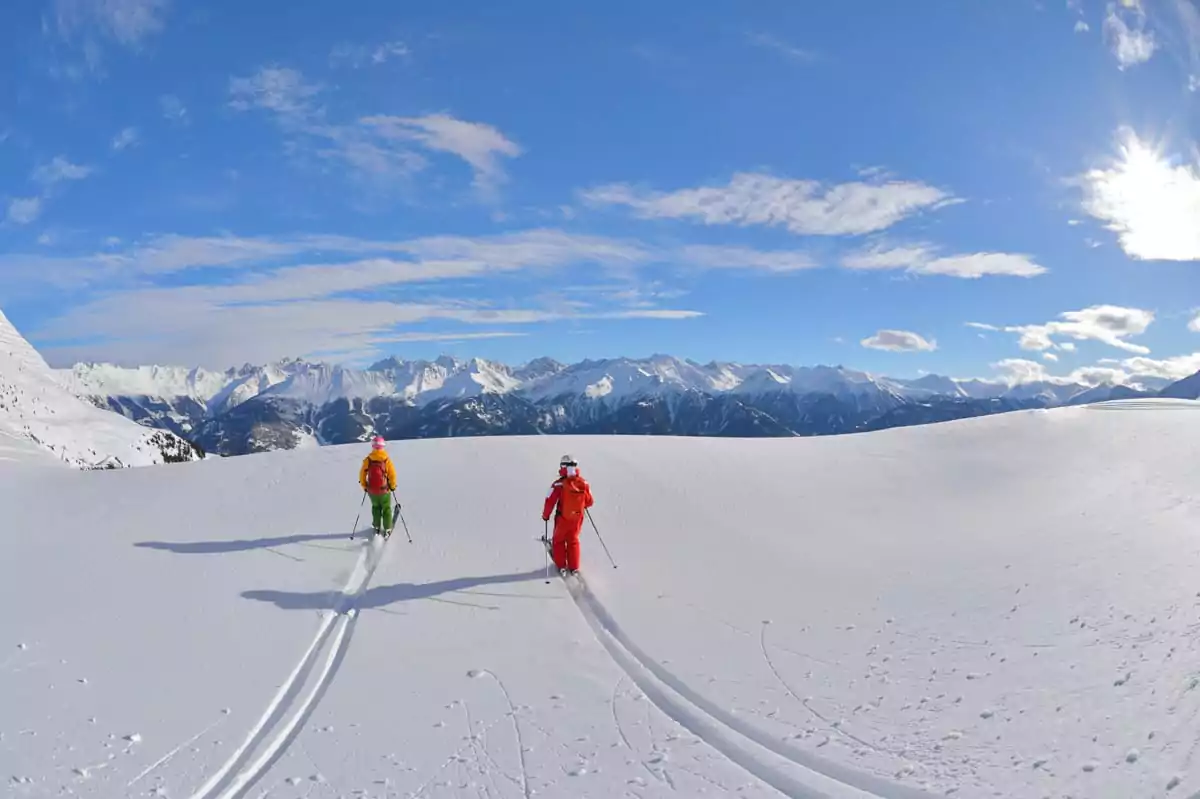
543;470;594;572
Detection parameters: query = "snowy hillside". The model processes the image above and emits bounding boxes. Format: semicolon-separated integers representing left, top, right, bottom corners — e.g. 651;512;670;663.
3;399;1200;798
0;311;200;468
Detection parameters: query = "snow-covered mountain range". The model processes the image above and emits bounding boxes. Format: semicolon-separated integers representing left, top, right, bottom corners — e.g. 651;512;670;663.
60;354;1196;456
0;311;201;468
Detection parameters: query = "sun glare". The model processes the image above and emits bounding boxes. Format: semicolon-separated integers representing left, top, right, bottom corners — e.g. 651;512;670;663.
1083;130;1200;261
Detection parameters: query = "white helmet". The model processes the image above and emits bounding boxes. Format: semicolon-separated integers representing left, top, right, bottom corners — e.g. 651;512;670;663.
560;454;577;466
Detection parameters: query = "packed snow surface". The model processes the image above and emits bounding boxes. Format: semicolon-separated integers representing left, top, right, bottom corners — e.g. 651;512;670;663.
2;399;1200;798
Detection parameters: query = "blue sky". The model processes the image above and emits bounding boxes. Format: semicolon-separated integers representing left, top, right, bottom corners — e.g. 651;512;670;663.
1;0;1198;384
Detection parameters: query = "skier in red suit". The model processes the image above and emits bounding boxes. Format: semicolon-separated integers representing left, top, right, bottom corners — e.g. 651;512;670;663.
543;454;594;574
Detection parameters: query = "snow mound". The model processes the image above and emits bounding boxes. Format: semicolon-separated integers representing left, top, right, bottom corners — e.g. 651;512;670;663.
2;404;1199;798
0;310;200;468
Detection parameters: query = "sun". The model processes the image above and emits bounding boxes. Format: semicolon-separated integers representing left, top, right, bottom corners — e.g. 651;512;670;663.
1082;129;1200;261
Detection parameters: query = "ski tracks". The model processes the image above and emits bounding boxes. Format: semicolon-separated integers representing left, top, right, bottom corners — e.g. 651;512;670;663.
563;573;940;799
188;535;390;799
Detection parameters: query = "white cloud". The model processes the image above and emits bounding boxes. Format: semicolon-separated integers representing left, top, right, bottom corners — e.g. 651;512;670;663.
6;198;43;225
1104;2;1158;68
840;244;935;270
361;115;522;196
746;32;817;62
971;304;1155;355
1120;352;1200;379
1190;311;1200;332
229;69;519;197
1076;20;1091;33
54;0;169;47
229;68;321;121
861;330;937;352
160;94;187;124
1080;129;1200;260
841;244;1047;278
582;172;957;236
1044;352;1060;362
990;358;1129;387
918;253;1047;278
111;127;139;151
330;40;409;68
1060;342;1078;352
991;359;1052;385
679;245;818;272
32;156;93;187
37;292;699;367
7;227;726;365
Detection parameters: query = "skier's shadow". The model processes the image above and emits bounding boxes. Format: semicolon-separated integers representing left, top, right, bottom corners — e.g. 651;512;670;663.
242;568;549;612
135;533;350;554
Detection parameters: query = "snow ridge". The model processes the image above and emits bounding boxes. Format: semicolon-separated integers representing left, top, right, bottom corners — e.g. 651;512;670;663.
0;310;200;467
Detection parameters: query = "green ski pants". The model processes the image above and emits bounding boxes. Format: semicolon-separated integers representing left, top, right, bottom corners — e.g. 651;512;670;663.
369;492;393;531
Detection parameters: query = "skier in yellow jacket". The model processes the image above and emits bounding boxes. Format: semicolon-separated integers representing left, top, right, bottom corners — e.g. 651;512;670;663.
359;436;397;535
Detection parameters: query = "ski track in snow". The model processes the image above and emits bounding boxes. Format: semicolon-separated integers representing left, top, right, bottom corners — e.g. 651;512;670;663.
564;571;940;799
187;535;389;799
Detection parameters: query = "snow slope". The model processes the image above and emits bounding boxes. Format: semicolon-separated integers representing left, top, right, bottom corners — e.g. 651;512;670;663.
0;310;199;468
3;399;1200;798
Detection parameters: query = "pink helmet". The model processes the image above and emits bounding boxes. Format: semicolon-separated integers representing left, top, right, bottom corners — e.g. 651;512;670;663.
371;436;386;450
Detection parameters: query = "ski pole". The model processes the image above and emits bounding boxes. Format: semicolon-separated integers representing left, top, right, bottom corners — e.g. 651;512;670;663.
585;509;617;569
350;491;367;540
393;491;412;543
543;519;551;583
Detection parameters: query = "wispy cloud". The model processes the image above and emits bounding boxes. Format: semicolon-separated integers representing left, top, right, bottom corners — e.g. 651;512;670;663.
1190;311;1200;332
1118;352;1200;379
861;330;937;352
582;172;957;236
111;127;139;151
229;67;322;121
679;245;818;272
8;156;94;225
840;243;1047;278
8;228;711;365
1075;20;1091;33
330;40;409;68
32;156;93;188
160;94;187;124
6;198;43;226
361;115;522;197
1080;128;1200;260
746;32;817;63
1104;1;1158;68
53;0;169;47
229;67;520;198
970;304;1155;355
990;358;1135;388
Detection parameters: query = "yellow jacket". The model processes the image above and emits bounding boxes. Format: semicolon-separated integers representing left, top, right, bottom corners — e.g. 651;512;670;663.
360;450;397;495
